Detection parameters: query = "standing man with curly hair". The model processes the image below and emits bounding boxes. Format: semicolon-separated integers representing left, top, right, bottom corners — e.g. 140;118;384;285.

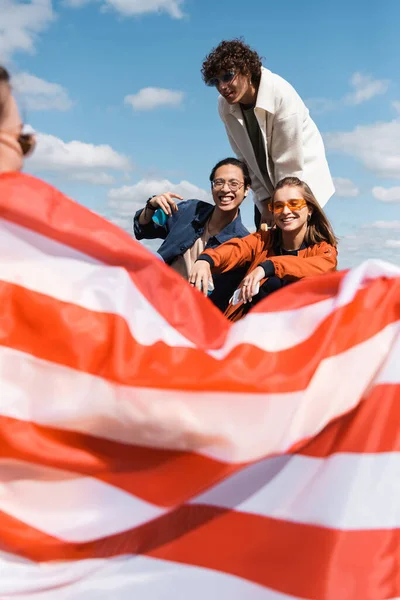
201;39;335;228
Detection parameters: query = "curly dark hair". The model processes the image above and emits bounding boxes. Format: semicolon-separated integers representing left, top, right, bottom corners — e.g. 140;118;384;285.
201;38;263;86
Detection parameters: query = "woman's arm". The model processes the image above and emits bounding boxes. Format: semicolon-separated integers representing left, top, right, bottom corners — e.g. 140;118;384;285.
200;232;265;272
188;233;266;296
258;243;338;280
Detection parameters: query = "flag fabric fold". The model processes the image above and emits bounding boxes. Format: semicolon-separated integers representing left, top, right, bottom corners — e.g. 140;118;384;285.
0;173;399;599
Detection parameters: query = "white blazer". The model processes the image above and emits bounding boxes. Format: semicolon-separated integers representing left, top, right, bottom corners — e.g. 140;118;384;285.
218;67;335;211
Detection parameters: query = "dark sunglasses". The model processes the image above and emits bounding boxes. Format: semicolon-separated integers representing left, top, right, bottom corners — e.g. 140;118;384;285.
206;71;236;88
18;133;36;156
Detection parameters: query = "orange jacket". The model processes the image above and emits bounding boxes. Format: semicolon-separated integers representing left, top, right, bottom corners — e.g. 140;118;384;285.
200;230;338;321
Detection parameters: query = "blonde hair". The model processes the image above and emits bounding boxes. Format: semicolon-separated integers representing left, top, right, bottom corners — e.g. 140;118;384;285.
270;177;338;247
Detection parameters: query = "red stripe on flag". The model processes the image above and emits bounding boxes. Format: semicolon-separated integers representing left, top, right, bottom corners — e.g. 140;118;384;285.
0;172;344;311
0;172;228;349
0;507;398;599
0;278;398;393
0;384;398;507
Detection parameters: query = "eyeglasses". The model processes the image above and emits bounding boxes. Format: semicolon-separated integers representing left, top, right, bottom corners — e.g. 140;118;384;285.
268;199;307;214
212;178;245;192
206;71;236;88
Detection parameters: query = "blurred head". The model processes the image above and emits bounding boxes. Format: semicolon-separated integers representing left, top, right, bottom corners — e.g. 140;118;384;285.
201;39;262;105
0;65;35;174
269;177;338;246
209;157;251;213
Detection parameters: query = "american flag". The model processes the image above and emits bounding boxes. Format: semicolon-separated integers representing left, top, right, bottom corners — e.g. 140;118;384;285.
0;172;399;600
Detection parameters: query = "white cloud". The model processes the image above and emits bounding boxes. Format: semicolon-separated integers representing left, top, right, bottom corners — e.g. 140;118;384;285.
345;72;390;105
325;119;400;179
385;240;400;249
108;178;211;213
0;0;54;60
64;0;185;18
392;100;400;115
367;220;400;230
372;186;400;203
333;177;360;198
307;72;390;115
12;72;73;111
70;171;116;185
306;97;336;115
26;133;132;183
338;222;400;269
125;88;184;111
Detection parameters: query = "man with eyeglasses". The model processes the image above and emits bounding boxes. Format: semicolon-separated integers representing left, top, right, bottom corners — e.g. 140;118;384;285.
134;157;250;312
201;39;334;229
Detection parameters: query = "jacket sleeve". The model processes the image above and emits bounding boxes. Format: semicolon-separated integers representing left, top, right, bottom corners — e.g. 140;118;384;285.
270;111;305;185
218;97;269;210
199;232;265;274
133;208;169;241
261;243;337;280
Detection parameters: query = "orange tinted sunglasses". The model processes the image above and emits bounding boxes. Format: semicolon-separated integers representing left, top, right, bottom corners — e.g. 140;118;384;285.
268;198;307;214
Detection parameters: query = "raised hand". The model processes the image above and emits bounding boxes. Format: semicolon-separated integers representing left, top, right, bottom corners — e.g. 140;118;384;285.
148;192;183;217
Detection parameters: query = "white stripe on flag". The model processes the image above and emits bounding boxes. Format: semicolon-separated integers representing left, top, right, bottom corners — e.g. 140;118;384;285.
1;322;398;462
0;459;164;542
2;218;400;356
0;219;195;350
1;452;399;542
192;452;400;530
0;551;302;600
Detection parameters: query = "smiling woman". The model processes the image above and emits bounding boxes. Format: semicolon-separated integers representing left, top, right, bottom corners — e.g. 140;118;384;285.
133;157;251;312
190;176;338;322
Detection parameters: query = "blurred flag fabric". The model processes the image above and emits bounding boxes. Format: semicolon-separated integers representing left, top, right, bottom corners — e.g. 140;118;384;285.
0;172;399;600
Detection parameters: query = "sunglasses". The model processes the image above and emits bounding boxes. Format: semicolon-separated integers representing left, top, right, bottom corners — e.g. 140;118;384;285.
206;71;236;88
268;198;307;214
18;133;36;156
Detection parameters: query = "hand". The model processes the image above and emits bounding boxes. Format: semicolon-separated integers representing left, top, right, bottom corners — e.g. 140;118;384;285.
149;192;183;217
241;266;265;304
189;261;212;296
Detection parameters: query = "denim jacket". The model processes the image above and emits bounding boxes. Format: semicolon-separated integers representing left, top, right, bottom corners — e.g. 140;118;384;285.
133;199;250;311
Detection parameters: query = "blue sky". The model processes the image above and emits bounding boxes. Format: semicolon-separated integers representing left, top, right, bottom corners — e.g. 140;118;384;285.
3;0;400;267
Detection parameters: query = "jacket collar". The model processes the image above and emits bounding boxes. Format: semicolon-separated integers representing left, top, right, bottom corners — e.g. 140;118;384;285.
273;240;309;255
193;203;248;244
214;210;248;244
228;67;276;116
192;202;214;225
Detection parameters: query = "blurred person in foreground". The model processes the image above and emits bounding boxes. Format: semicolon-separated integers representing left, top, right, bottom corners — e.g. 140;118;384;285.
0;66;35;173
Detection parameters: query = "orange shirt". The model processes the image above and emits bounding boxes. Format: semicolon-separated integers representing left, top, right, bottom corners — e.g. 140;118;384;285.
200;229;338;321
